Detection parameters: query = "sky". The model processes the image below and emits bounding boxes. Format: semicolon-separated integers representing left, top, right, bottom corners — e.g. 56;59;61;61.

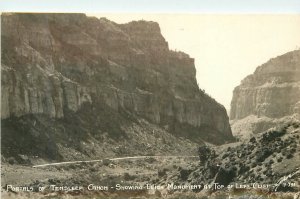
90;14;300;111
1;0;300;13
1;0;300;111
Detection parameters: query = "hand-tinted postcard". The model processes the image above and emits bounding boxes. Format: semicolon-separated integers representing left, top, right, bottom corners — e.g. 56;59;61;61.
1;13;300;199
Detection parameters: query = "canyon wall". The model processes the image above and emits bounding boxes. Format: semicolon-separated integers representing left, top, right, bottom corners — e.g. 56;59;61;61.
230;50;300;137
1;13;233;155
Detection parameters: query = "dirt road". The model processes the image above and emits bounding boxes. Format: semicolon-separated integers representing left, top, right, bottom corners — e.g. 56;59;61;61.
32;155;198;168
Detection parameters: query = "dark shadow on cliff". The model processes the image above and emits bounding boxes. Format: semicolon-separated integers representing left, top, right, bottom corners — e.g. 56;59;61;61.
1;101;134;163
160;116;235;145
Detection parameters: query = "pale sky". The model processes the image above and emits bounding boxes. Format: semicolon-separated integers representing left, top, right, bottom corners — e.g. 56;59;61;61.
90;14;300;112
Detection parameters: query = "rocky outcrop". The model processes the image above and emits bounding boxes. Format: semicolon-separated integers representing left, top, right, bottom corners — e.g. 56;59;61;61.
230;50;300;137
164;122;300;196
1;13;233;150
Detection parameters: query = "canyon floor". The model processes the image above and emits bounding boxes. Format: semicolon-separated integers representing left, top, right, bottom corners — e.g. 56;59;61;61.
1;121;300;199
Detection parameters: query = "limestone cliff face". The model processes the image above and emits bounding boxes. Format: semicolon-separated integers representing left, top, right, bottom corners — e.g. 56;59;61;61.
1;13;233;145
230;50;300;137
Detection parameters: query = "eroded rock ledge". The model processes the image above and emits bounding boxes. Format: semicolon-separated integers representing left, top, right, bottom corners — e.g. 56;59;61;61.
230;50;300;137
1;13;233;146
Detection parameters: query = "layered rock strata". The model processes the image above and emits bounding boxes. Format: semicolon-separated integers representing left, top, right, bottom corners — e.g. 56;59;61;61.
1;13;233;160
230;50;300;137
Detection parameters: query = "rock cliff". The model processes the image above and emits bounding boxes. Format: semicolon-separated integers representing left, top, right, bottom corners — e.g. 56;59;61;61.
230;50;300;137
1;13;233;161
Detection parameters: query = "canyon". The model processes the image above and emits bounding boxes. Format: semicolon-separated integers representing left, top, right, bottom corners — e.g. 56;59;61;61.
1;13;299;199
1;13;234;162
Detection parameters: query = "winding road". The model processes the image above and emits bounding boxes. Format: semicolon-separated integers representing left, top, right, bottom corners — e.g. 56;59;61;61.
32;155;198;168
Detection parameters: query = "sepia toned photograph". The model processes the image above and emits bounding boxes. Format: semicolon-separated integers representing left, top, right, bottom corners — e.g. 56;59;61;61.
1;9;300;199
